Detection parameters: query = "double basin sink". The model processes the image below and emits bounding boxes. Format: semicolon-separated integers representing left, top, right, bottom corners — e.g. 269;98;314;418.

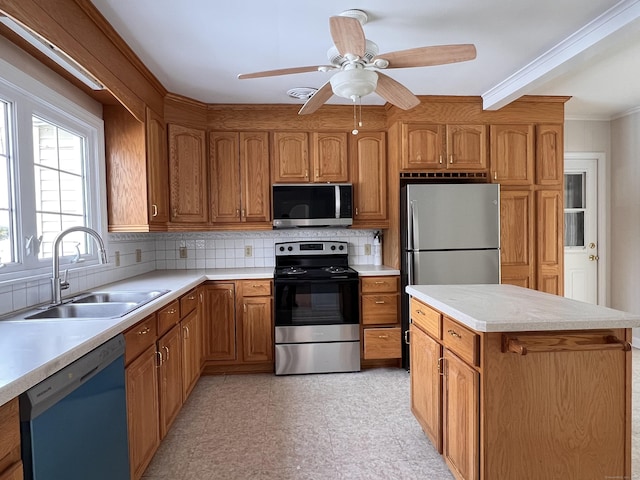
25;290;169;320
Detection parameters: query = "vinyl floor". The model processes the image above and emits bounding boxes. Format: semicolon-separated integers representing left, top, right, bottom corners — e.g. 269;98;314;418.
143;348;640;480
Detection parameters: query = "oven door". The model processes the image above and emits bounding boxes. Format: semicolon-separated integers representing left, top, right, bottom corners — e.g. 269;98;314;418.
274;277;359;327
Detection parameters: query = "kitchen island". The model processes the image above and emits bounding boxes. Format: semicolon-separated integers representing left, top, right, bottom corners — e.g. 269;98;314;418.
406;284;640;480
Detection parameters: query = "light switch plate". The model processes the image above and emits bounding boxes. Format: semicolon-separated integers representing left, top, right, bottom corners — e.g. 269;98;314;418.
114;251;120;267
245;246;253;257
135;249;142;263
364;244;371;256
179;246;188;259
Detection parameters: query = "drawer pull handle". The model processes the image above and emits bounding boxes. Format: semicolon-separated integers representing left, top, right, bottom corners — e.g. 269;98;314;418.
448;329;462;339
137;326;150;335
187;295;195;300
156;350;163;367
378;335;389;339
252;284;263;288
167;308;177;315
183;325;190;339
375;300;386;304
374;281;385;285
437;357;445;376
404;330;410;345
416;309;425;315
163;345;170;361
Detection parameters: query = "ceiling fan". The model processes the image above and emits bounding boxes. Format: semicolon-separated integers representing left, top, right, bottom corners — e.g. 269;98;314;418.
238;9;477;115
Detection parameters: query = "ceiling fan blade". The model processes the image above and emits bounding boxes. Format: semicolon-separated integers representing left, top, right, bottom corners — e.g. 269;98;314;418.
375;73;420;110
329;16;365;57
375;44;477;69
238;65;331;79
298;81;333;115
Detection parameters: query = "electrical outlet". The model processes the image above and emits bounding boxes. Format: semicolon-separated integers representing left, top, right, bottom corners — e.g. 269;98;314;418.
244;246;253;257
179;246;188;259
114;251;120;267
135;249;142;263
364;244;371;256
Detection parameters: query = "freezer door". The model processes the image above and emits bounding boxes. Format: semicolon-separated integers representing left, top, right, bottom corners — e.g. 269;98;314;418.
408;250;500;285
406;184;500;250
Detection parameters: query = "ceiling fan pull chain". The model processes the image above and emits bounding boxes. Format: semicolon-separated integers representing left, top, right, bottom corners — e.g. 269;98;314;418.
352;98;359;135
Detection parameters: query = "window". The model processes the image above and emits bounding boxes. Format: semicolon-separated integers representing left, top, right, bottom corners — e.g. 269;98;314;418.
0;59;104;280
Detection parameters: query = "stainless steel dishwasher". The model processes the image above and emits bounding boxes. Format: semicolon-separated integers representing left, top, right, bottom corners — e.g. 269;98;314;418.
19;334;130;480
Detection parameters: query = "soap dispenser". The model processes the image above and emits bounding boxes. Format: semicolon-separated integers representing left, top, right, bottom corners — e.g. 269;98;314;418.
373;231;382;266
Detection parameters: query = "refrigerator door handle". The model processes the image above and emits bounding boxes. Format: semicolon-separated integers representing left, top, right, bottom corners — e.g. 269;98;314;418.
408;200;416;251
406;252;414;285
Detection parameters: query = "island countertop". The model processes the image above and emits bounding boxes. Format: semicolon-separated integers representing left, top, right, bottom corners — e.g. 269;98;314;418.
406;284;640;332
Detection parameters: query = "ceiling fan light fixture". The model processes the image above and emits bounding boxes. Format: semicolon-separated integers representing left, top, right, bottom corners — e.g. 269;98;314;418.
330;69;378;100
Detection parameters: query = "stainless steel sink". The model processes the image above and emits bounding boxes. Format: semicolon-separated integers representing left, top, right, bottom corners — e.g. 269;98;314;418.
25;302;139;319
72;290;168;305
23;289;170;320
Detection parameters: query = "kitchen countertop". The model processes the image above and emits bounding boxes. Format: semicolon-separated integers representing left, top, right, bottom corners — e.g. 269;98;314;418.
0;265;399;406
406;284;640;333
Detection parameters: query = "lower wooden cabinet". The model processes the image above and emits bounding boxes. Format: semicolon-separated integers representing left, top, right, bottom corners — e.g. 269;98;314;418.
158;324;183;439
126;344;160;480
202;279;274;373
181;308;200;399
360;276;401;364
0;399;22;480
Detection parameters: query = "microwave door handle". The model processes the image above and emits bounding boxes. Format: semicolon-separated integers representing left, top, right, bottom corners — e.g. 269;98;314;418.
335;185;340;218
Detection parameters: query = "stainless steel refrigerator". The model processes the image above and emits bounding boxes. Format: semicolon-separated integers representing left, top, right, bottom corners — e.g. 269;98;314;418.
401;183;500;368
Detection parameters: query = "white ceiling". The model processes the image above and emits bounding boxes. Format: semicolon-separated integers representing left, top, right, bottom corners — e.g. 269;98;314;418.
90;0;640;119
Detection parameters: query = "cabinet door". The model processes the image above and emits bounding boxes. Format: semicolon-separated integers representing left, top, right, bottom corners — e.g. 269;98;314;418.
500;189;534;289
312;132;348;182
168;124;208;223
446;125;487;170
536;124;563;185
209;132;241;223
443;349;479;480
402;123;444;170
537;189;563;295
240;132;271;222
410;324;442;452
145;107;169;224
240;296;273;363
202;283;236;361
490;124;534;184
126;345;160;480
350;132;388;227
272;132;309;182
181;309;200;400
158;324;183;439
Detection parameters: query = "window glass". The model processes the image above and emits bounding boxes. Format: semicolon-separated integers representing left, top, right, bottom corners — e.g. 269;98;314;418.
0;100;16;267
33;116;88;259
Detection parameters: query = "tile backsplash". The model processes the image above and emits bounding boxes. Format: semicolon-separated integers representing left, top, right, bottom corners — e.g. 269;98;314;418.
0;229;380;317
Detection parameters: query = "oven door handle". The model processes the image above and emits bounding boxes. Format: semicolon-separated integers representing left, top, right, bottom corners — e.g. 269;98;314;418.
274;277;359;285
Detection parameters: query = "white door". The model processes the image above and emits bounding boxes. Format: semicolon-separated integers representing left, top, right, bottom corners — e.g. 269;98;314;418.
564;158;598;303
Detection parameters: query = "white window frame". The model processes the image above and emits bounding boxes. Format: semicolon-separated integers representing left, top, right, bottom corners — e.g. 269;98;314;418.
0;56;106;282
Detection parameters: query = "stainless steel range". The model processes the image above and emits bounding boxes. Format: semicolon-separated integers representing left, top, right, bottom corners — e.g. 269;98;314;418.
274;241;360;375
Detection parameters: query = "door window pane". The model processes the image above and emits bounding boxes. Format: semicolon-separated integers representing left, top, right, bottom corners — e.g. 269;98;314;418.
564;173;586;247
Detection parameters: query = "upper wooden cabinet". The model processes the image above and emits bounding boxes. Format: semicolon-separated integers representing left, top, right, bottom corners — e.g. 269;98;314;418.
168;124;208;223
209;132;270;225
536;124;563;185
272;131;348;183
446;125;487;170
104;105;169;232
350;132;388;228
490;124;534;185
401;123;487;171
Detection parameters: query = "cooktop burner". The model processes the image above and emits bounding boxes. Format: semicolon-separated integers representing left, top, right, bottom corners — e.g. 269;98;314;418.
274;241;358;280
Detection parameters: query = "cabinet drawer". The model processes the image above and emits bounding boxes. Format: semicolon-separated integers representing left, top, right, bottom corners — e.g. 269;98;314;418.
442;316;479;366
364;327;401;359
361;276;399;294
241;280;272;297
362;294;399;325
410;298;441;339
179;289;198;317
124;315;158;365
0;398;20;474
157;300;180;336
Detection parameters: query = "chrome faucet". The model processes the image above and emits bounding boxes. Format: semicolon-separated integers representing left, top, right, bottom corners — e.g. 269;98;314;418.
51;226;108;305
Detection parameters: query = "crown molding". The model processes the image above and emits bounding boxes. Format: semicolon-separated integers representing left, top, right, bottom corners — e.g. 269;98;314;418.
482;0;640;111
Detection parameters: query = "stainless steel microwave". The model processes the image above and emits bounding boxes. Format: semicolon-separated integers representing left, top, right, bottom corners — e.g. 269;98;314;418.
272;184;353;228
